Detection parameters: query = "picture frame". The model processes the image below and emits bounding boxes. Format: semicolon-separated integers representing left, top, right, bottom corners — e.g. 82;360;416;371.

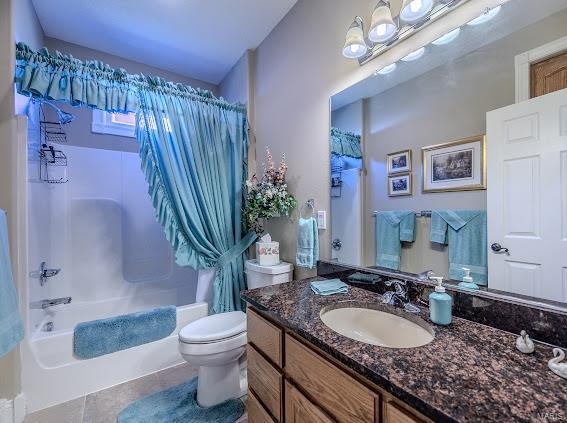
387;149;412;174
422;135;486;193
388;173;412;197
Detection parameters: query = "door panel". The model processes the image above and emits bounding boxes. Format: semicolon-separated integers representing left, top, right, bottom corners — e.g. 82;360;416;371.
487;88;567;302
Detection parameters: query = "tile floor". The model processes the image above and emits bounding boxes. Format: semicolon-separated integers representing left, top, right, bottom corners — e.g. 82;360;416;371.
24;363;248;423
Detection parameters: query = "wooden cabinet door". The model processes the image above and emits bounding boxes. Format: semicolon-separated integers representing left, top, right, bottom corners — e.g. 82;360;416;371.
285;381;334;423
531;51;567;98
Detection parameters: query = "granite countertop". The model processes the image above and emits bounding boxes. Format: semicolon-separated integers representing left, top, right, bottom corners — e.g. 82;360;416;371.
241;278;567;423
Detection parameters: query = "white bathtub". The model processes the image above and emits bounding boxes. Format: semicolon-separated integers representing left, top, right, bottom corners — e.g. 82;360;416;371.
22;301;208;412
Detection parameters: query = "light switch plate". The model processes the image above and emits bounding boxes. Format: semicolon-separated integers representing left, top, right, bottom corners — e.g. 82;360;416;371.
317;210;327;230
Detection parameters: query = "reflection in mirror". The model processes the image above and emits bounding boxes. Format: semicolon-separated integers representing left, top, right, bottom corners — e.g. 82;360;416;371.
329;0;567;306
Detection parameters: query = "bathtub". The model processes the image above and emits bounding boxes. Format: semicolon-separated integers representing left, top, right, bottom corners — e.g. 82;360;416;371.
22;301;208;412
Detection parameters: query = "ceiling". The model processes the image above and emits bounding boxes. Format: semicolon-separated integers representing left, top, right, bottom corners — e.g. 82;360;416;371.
31;0;297;85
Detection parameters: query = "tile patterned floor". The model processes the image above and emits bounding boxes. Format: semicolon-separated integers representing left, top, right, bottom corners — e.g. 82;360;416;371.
24;364;248;423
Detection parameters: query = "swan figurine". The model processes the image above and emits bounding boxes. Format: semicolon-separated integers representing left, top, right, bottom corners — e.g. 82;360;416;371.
515;330;534;354
548;348;567;380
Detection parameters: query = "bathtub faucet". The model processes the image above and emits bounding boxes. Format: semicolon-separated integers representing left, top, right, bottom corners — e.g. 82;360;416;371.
30;297;72;310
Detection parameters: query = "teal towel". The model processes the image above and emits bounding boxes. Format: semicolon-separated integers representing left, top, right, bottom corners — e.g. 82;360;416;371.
310;279;348;296
0;210;24;358
347;272;381;284
375;211;415;270
296;217;319;269
74;306;176;359
430;210;487;285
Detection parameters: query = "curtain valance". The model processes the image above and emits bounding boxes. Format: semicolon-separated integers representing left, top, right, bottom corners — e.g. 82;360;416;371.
331;127;362;159
14;43;246;114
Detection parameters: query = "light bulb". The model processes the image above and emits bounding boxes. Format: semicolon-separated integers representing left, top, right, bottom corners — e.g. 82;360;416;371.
350;44;362;54
410;0;423;13
376;24;387;36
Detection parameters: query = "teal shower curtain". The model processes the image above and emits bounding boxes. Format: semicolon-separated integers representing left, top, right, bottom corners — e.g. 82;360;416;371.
14;43;256;313
137;80;256;313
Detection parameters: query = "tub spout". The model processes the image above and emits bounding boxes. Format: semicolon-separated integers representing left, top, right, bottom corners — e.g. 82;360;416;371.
30;297;72;310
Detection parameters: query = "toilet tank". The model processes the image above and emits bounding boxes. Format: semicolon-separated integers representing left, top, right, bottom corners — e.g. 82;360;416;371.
245;259;294;289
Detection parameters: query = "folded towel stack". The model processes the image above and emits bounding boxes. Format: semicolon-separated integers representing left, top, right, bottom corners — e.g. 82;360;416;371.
310;279;348;296
347;272;381;285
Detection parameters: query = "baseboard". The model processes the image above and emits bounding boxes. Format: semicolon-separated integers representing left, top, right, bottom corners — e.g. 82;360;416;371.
0;394;26;423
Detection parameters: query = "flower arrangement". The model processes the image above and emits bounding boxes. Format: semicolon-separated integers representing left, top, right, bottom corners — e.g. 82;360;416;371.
244;148;297;234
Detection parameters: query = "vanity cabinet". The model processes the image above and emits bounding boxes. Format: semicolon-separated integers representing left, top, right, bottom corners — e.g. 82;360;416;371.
246;307;428;423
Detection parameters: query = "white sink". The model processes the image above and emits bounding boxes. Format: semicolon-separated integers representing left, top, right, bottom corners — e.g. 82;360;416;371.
320;306;434;348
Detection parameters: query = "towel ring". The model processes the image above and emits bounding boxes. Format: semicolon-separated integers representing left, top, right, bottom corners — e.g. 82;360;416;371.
300;199;315;219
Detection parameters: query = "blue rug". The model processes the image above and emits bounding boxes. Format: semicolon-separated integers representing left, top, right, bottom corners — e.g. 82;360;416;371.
117;378;245;423
74;306;176;359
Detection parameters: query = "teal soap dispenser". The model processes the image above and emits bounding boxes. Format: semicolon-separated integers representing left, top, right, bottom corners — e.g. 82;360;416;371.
458;267;479;290
429;277;452;325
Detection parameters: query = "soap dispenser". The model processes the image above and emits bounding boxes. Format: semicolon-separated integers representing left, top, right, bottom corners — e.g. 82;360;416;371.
458;267;479;290
429;277;452;325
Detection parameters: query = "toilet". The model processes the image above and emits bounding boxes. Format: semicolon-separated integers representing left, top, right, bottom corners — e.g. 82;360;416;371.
178;260;293;407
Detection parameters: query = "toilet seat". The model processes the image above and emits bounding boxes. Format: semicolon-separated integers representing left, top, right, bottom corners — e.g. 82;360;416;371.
178;311;247;356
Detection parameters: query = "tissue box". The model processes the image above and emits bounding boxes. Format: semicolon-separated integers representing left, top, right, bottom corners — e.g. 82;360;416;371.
256;241;280;266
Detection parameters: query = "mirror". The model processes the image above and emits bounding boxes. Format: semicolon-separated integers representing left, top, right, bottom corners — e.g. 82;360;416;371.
329;0;567;306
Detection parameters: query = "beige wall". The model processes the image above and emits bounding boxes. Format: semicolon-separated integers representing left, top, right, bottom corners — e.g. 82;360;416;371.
0;0;20;400
252;0;501;278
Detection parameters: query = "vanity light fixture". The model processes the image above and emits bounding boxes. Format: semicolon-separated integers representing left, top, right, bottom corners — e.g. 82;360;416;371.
401;47;425;61
466;5;501;26
342;16;368;59
399;0;434;24
368;0;398;44
375;63;397;75
431;27;461;45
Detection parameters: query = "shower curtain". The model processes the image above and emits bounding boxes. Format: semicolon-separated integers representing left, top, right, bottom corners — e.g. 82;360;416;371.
15;43;256;313
137;80;256;313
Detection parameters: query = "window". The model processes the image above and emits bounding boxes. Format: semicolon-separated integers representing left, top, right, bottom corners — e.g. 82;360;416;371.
91;109;137;137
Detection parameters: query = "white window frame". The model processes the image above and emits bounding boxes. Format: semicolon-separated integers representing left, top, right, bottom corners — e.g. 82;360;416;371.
91;109;136;138
515;35;567;103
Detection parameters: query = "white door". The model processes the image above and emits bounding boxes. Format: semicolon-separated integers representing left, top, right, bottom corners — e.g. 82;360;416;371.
487;88;567;302
331;168;362;266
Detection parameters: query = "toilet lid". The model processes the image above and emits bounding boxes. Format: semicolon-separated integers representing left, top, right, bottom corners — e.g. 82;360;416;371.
179;311;247;343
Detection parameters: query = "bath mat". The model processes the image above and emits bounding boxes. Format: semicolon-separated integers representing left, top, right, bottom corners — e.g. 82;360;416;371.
117;378;245;423
73;306;176;359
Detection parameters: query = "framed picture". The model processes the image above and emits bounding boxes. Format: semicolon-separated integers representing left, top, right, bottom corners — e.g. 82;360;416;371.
387;149;412;174
422;135;486;193
388;173;412;196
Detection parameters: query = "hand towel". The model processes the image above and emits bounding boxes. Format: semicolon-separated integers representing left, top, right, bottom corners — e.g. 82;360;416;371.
296;217;319;269
375;211;415;270
310;279;348;295
347;272;381;284
0;210;24;358
430;210;487;284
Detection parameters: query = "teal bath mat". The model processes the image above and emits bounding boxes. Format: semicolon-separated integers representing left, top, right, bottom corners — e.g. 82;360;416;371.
74;306;176;359
117;378;245;423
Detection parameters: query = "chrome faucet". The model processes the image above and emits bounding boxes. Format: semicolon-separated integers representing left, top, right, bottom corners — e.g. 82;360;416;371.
30;297;72;310
382;280;420;314
417;269;436;282
33;262;61;286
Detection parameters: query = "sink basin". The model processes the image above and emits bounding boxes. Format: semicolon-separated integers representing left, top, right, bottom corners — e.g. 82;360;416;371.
320;306;434;348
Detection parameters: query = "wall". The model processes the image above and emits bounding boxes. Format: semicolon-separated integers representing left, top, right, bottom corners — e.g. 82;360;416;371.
253;0;502;278
362;10;567;272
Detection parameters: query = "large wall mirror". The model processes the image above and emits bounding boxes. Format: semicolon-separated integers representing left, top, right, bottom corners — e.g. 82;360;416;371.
329;0;567;306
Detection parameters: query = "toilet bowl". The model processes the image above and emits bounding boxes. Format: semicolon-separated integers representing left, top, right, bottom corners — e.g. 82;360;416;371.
178;311;247;407
178;261;293;407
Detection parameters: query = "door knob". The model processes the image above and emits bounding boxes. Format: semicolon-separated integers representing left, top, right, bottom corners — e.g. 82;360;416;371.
491;243;510;254
332;239;342;251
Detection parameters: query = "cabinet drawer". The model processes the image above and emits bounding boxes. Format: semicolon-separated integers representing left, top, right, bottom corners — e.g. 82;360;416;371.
285;334;378;423
384;402;421;423
285;381;334;423
248;344;283;421
247;308;283;367
248;389;277;423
